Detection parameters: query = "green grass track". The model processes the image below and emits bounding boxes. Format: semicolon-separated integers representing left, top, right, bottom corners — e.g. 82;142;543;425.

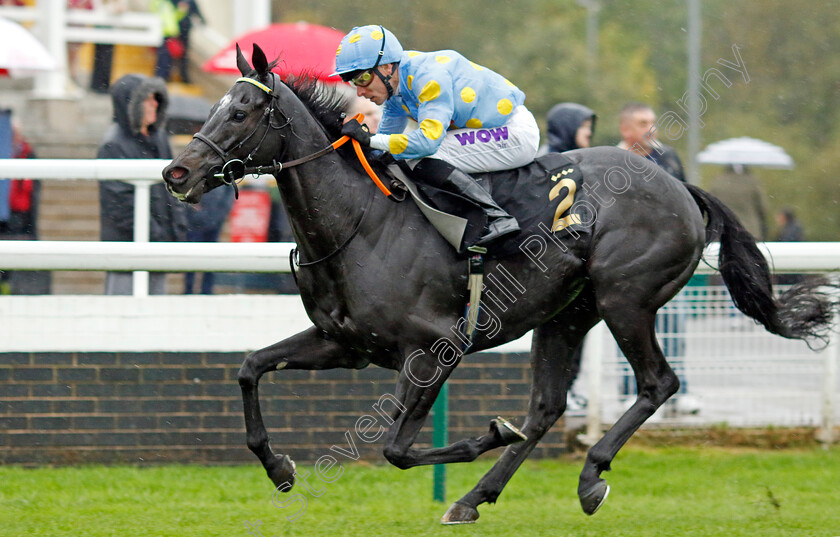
1;447;838;537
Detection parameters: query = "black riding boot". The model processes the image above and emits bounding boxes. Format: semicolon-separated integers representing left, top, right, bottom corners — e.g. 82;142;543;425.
412;158;520;245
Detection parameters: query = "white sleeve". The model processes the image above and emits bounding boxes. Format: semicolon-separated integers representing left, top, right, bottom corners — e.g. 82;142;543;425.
369;134;391;151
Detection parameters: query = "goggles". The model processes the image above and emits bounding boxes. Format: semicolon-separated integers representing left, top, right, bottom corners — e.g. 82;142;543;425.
349;70;375;88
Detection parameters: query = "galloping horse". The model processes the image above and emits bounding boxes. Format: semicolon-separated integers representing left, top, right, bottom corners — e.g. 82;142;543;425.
163;45;833;523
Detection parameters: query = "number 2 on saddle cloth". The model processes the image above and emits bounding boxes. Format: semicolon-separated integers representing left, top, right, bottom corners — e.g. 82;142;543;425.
409;152;590;259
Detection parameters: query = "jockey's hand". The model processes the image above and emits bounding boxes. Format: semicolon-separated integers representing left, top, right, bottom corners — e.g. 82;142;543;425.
341;119;371;146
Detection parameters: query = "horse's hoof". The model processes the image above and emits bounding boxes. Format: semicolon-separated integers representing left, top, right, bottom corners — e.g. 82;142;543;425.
491;416;527;445
266;454;296;491
579;480;610;515
440;502;480;525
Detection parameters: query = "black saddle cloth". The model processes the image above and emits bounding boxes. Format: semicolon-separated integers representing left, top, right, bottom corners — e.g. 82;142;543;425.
408;153;591;258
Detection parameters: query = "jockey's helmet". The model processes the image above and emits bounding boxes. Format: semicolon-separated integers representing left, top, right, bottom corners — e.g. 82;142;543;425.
333;25;403;80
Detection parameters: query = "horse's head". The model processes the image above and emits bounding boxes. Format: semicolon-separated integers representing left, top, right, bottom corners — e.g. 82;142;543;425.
163;44;292;203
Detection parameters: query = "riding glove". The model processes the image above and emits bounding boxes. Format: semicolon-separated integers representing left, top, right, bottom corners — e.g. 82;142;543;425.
341;119;372;146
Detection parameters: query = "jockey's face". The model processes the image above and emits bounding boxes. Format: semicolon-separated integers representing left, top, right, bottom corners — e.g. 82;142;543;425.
355;64;396;106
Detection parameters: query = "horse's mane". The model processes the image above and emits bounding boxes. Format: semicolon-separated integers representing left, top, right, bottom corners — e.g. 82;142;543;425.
282;73;384;173
247;61;383;174
285;75;350;140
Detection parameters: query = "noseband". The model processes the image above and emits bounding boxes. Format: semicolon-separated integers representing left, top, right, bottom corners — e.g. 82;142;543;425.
192;76;292;197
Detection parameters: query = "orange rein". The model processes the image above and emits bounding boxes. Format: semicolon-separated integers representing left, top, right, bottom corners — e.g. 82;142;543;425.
331;113;393;198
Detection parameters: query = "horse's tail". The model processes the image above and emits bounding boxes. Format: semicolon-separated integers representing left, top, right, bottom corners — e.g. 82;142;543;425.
685;183;835;344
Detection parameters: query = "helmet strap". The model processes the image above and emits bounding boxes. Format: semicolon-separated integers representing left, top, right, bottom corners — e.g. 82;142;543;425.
369;25;395;100
373;65;395;100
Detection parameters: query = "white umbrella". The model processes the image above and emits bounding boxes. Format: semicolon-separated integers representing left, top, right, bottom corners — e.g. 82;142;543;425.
697;137;794;169
0;17;58;76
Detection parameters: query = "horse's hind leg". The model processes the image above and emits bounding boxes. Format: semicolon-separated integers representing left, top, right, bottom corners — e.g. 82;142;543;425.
237;326;363;491
442;289;601;524
577;303;679;514
379;341;531;471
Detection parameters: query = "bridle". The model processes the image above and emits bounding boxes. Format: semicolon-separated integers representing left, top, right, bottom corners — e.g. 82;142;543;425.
192;75;292;198
191;73;398;271
193;74;393;202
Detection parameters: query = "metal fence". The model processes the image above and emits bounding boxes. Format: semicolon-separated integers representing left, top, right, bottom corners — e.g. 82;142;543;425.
575;283;838;444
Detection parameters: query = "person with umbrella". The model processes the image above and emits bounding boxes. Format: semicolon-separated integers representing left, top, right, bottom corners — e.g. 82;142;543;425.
705;164;769;240
334;24;540;247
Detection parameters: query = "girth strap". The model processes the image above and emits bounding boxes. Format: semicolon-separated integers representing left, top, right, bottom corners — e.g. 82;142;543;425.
462;246;487;351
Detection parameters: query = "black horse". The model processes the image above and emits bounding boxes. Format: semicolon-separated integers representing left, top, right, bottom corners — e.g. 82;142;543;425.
163;45;834;523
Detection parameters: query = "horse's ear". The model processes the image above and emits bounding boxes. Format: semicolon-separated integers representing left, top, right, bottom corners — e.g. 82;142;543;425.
236;44;251;76
252;44;269;76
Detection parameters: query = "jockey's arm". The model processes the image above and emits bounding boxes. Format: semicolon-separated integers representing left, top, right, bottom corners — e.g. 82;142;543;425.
370;68;455;160
376;98;409;137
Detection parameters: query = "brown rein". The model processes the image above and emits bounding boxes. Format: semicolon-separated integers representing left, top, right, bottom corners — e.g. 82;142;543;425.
232;113;396;200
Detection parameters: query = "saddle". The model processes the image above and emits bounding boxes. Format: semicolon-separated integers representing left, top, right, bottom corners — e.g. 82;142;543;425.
388;153;590;258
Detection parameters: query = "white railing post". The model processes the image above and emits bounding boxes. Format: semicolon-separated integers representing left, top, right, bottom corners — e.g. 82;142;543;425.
820;333;839;447
34;0;68;98
817;275;839;447
581;320;607;446
131;181;152;297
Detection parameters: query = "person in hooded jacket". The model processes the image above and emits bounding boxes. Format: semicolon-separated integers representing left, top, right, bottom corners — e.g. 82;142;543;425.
98;73;188;295
538;102;596;155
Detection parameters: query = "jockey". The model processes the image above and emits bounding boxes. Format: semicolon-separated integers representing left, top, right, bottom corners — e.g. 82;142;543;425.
333;24;540;246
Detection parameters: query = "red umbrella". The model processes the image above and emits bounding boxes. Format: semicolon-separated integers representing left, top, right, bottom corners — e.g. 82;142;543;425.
203;21;346;83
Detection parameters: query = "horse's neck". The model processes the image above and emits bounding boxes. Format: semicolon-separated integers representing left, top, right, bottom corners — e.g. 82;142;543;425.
277;116;372;260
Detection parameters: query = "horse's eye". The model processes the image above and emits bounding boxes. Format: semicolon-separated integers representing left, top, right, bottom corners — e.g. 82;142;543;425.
233;111;247;122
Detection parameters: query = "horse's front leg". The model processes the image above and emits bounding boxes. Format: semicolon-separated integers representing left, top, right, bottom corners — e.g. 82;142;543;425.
237;326;363;491
381;347;525;471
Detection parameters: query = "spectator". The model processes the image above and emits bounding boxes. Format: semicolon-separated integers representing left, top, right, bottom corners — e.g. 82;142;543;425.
1;113;49;295
618;102;685;181
774;206;805;286
175;0;205;83
90;0;129;93
705;164;769;240
97;73;188;295
775;206;804;242
538;102;596;155
183;186;234;294
66;0;94;86
0;118;39;239
151;0;185;82
617;102;698;415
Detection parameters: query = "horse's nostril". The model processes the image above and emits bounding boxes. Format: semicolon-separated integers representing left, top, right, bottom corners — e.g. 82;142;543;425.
167;166;188;184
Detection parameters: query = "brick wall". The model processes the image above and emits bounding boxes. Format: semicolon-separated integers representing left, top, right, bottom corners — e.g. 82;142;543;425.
0;351;567;466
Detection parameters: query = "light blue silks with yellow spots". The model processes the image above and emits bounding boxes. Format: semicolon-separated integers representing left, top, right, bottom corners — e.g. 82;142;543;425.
377;50;526;160
334;25;404;76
